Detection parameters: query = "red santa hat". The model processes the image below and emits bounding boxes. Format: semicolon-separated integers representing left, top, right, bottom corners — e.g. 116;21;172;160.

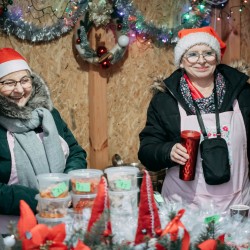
0;48;31;79
134;170;161;245
174;26;227;66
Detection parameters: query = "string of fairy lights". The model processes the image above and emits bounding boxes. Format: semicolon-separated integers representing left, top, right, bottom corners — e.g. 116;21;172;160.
25;1;79;23
0;0;88;42
0;0;248;43
215;0;248;21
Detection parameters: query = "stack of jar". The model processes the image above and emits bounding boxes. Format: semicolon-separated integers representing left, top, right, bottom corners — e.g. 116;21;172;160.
104;166;139;243
35;173;72;226
68;169;103;228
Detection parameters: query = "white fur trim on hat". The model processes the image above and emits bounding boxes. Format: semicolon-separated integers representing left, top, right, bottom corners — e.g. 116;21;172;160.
174;32;221;67
0;59;31;79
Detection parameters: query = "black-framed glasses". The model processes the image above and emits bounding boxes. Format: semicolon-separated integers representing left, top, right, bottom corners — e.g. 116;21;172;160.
184;50;216;64
0;76;33;91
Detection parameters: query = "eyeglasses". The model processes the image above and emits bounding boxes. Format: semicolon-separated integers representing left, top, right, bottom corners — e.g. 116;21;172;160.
183;50;216;64
0;76;32;91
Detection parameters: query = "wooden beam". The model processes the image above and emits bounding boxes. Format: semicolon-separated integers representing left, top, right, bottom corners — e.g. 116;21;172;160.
88;28;109;170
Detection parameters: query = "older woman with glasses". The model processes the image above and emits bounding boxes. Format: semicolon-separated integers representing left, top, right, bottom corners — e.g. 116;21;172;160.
0;48;87;234
138;26;250;212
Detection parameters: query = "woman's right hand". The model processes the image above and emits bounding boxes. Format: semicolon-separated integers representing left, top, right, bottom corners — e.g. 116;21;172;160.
170;143;189;165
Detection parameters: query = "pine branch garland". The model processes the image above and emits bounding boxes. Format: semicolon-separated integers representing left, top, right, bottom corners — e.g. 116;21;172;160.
158;235;183;250
215;241;238;250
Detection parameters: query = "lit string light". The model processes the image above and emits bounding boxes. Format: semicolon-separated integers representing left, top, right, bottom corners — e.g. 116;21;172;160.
25;0;80;24
0;0;13;13
0;0;230;45
181;2;208;24
215;0;248;21
114;0;213;47
0;0;88;42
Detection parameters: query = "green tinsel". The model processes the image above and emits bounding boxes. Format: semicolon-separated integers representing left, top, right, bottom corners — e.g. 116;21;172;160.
0;0;89;42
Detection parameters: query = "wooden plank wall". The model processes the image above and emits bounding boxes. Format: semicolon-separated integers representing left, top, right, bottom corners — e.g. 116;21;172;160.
212;0;241;63
0;0;249;170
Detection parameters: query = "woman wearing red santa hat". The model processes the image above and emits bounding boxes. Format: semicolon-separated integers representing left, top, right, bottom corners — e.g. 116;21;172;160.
0;48;87;234
138;26;250;212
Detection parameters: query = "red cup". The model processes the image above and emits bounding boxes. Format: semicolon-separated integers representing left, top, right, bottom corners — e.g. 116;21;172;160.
179;130;201;181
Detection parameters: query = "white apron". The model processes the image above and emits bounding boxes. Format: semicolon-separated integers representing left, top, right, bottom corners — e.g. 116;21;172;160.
162;100;250;212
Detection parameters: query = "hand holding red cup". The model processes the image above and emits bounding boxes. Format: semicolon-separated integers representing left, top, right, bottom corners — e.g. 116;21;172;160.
179;130;201;181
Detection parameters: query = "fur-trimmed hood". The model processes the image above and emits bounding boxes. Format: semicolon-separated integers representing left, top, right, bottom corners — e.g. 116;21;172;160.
150;60;250;94
0;71;53;119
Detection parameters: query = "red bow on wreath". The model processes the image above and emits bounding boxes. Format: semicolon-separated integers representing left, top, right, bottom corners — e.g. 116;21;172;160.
161;209;190;250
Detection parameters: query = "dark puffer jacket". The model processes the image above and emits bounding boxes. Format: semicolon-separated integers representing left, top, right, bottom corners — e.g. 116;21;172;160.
138;64;250;173
0;72;87;215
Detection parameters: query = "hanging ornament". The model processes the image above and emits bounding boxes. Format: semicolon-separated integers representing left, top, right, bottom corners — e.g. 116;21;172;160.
117;23;122;31
101;59;111;69
76;37;81;44
97;46;108;57
118;35;130;47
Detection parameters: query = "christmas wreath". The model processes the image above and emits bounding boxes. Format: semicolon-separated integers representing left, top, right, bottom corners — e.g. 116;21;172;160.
74;0;129;69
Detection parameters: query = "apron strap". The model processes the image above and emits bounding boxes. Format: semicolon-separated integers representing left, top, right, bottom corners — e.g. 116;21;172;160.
193;86;221;139
178;103;187;117
232;99;240;111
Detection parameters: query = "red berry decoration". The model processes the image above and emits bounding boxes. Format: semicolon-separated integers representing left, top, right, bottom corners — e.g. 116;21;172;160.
101;59;111;69
0;7;3;16
117;23;122;31
103;229;110;237
76;38;81;44
155;228;162;236
97;46;108;57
